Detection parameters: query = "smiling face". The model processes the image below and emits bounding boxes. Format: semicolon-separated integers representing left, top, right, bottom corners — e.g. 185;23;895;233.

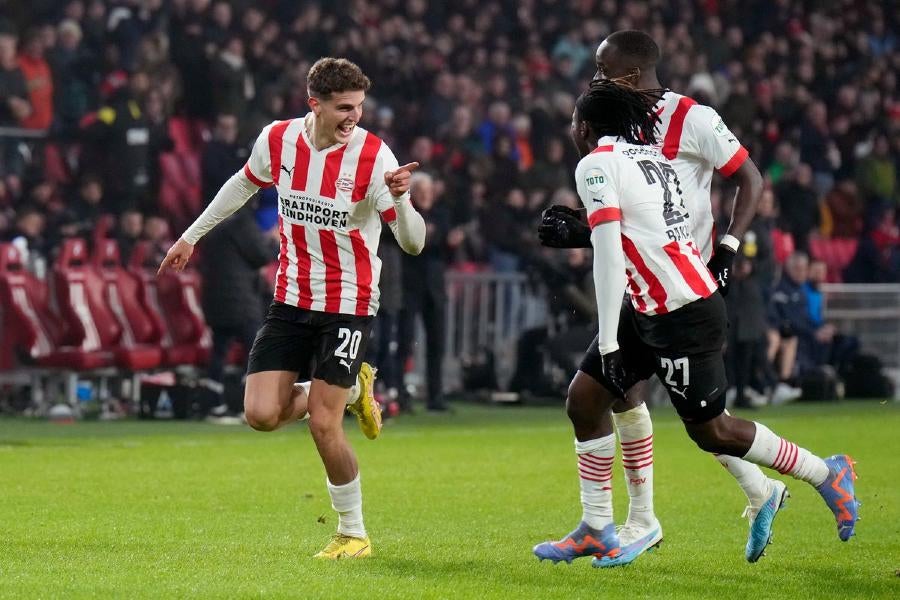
308;90;365;147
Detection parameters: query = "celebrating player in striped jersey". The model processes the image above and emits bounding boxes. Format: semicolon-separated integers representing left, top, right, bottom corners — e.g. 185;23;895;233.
159;58;426;559
538;29;769;562
533;80;858;568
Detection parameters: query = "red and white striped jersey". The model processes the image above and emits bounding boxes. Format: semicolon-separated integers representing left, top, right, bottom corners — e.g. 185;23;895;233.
577;136;718;316
243;115;405;316
653;91;749;261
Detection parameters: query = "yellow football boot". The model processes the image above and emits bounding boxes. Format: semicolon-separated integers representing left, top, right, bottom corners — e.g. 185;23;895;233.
313;534;372;559
346;362;382;440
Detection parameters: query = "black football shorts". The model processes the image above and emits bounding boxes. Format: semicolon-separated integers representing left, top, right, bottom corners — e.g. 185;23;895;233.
247;302;374;388
633;292;729;423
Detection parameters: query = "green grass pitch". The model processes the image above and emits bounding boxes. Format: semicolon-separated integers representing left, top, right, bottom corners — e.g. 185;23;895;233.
1;401;898;599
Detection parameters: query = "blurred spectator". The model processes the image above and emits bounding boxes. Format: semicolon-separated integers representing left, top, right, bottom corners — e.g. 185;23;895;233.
144;89;173;210
200;201;277;419
0;24;31;182
482;188;532;273
801;259;859;374
115;208;143;266
855;135;897;205
768;252;811;403
746;188;778;293
201;113;246;203
844;205;900;283
0;25;31;127
79;72;151;212
141;212;170;265
48;19;95;133
64;173;106;237
798;101;840;193
523;136;569;192
824;181;864;239
776;164;820;253
5;205;48;276
726;251;773;408
210;36;253;118
369;223;405;411
17;28;53;131
397;173;458;412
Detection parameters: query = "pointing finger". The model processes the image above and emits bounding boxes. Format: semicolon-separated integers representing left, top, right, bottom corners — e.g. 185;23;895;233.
394;162;420;175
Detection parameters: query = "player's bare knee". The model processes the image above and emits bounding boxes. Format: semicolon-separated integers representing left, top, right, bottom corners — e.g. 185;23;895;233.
245;407;280;432
243;391;282;432
686;415;733;454
565;380;594;427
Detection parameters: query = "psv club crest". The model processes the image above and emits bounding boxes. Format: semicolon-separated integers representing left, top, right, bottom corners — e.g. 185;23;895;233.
335;174;354;193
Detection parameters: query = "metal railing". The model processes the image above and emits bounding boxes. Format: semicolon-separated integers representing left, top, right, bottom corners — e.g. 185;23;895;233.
441;270;546;391
821;283;900;371
432;275;900;393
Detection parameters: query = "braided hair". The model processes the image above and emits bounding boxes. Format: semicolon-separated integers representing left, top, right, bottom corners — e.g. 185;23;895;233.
575;80;666;146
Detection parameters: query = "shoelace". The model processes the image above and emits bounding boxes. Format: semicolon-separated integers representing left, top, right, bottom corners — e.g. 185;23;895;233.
741;505;759;523
616;524;645;545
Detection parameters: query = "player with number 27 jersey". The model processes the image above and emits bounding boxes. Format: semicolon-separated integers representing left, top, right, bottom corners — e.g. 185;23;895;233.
576;139;718;316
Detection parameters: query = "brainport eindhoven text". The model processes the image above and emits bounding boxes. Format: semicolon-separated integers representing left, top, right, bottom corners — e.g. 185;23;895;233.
279;195;350;228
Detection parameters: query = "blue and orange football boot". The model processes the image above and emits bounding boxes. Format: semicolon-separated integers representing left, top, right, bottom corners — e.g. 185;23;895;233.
816;454;859;541
745;478;789;563
593;519;662;568
533;522;621;564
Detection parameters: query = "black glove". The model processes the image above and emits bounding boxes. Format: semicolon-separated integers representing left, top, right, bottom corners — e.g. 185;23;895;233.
600;349;631;398
538;205;592;249
706;244;737;296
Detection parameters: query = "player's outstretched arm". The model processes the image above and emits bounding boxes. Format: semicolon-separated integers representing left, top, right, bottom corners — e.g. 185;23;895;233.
383;162;426;255
157;170;260;275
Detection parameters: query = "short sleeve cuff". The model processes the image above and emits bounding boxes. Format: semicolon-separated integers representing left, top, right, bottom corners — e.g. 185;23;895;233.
717;146;749;177
243;163;272;188
588;207;622;228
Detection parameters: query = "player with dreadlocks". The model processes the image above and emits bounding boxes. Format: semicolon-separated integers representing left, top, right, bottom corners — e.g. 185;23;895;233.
533;80;858;568
537;30;860;566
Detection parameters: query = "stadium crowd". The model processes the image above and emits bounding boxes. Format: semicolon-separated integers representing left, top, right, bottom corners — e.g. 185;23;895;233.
0;0;897;411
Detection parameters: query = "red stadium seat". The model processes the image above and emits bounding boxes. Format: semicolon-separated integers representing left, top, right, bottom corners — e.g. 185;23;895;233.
53;239;163;370
93;240;163;370
0;243;113;370
168;117;197;154
128;242;212;367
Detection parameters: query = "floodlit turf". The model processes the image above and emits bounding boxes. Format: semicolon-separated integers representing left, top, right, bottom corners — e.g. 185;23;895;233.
1;401;897;599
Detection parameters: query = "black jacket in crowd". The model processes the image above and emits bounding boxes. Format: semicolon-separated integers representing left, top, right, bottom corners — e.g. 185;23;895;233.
200;203;277;328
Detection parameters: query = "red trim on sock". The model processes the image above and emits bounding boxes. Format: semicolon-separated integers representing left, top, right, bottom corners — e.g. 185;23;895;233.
622;446;653;462
621;440;653;455
622;459;654;470
579;454;615;468
620;434;653;447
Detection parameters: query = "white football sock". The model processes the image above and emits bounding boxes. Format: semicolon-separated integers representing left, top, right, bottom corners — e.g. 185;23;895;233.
714;454;771;508
613;403;656;528
575;434;615;530
713;410;771;507
295;382;311;420
347;377;360;405
743;422;829;487
326;474;366;538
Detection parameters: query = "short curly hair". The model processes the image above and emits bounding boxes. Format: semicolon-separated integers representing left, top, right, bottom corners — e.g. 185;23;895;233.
307;58;371;99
